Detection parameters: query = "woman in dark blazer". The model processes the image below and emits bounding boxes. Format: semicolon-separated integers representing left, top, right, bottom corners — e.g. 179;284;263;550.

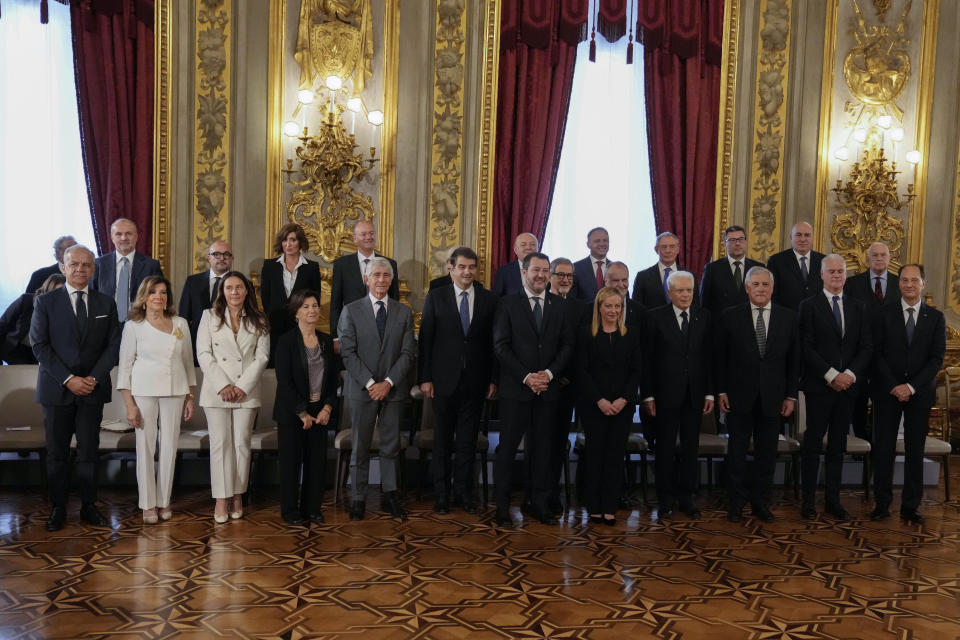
260;222;323;365
1;273;65;364
273;289;341;525
576;286;643;525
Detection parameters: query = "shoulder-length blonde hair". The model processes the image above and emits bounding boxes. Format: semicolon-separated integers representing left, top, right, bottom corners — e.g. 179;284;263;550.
129;275;176;322
591;286;627;337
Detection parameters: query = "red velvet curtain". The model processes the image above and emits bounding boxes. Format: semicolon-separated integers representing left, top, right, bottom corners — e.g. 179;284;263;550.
71;0;154;255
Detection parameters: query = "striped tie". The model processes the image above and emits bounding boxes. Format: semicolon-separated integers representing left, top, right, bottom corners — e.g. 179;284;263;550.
755;307;766;357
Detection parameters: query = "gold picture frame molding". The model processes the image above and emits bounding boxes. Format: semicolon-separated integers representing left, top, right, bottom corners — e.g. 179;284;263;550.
152;0;172;272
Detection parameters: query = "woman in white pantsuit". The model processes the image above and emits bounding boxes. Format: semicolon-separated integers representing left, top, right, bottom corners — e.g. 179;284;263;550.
196;271;270;523
117;276;197;524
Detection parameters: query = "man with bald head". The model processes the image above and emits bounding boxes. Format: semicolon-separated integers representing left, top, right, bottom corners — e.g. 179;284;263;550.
179;240;234;361
766;222;825;310
492;232;538;297
31;245;121;531
92;218;163;323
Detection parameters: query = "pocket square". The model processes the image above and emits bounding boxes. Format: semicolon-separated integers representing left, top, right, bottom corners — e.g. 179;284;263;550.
95;315;108;319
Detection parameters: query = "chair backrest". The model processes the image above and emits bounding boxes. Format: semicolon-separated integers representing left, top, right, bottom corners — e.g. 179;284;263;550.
0;364;43;427
941;366;960;441
256;368;278;429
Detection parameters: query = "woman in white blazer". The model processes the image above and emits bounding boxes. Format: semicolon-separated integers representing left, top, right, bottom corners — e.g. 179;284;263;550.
117;275;197;524
196;271;270;523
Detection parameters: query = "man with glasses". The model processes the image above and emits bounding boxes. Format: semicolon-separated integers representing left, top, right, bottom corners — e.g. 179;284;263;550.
179;240;234;362
700;226;762;317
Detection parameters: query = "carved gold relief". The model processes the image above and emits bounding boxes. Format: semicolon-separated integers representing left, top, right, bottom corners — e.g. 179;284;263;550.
193;0;231;273
950;131;960;314
151;0;172;274
843;0;911;119
295;0;373;93
712;0;741;260
747;0;791;261
475;0;500;286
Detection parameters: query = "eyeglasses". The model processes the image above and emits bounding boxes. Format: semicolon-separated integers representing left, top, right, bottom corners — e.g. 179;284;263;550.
209;252;233;259
553;273;574;280
724;237;746;243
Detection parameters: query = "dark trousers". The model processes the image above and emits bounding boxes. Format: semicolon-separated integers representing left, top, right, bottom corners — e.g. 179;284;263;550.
431;377;482;499
872;396;929;511
495;397;557;510
43;402;104;506
581;410;631;514
851;383;872;441
801;391;851;504
655;404;700;507
278;401;329;518
548;391;576;505
726;398;780;511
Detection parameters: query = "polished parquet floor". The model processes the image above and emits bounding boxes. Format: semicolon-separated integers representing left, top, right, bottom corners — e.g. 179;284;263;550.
1;465;959;639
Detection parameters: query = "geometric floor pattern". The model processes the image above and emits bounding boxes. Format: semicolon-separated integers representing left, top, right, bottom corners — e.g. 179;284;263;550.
1;463;959;639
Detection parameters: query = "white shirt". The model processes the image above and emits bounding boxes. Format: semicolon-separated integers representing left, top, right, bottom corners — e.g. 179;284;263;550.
209;270;226;299
115;250;135;289
751;302;772;335
822;289;856;384
658;261;677;284
521;285;553;384
591;257;607;281
64;283;90;316
793;249;811;274
276;253;308;297
453;282;474;321
357;250;376;278
365;293;393;389
728;255;747;276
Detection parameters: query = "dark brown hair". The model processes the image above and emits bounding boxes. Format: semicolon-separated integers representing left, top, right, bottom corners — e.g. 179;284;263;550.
129;276;177;322
211;271;269;335
273;223;309;255
287;288;322;318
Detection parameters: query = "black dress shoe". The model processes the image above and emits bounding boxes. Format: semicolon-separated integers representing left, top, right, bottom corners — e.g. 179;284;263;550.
307;512;325;525
752;505;775;523
283;513;306;526
657;508;673;523
800;503;817;520
548;497;564;516
80;504;109;527
433;498;450;515
825;503;850;522
495;509;513;527
460;496;479;514
349;500;366;521
869;506;890;521
46;506;66;532
900;510;925;525
520;500;535;516
381;492;407;520
726;510;743;523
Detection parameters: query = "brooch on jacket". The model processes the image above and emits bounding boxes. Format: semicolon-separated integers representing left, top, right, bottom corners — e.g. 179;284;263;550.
174;327;183;339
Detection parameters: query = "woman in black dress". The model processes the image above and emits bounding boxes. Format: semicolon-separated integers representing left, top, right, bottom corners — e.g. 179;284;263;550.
576;286;643;525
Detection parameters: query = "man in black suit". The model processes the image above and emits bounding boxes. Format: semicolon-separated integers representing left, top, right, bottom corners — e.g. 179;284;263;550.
605;261;645;330
493;252;574;526
870;264;945;525
766;221;824;310
30;245;121;531
491;232;538;296
25;235;76;294
572;227;610;302
700;225;762;316
642;271;713;521
92;218;163;323
418;247;499;514
844;241;901;441
178;240;234;362
717;266;799;523
330;219;400;352
797;253;872;521
633;232;696;309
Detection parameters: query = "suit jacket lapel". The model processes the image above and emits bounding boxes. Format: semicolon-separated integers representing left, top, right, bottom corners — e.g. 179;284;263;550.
814;294;841;337
101;256;116;296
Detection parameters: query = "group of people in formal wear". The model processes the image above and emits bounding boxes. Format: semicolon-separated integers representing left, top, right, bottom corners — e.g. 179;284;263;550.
14;213;944;532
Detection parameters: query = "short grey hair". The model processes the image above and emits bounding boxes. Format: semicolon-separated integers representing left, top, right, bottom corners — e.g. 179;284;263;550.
549;257;573;274
745;265;774;285
666;269;695;291
63;244;95;263
655;231;679;248
53;235;77;261
821;253;845;271
367;256;394;277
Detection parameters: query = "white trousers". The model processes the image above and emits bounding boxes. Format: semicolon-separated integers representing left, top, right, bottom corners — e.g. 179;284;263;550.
134;395;183;510
205;407;257;499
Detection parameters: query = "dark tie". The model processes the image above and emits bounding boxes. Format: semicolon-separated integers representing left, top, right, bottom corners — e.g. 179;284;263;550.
832;295;843;333
375;300;386;340
680;310;689;335
755;307;766;357
906;307;915;344
459;291;470;335
733;261;743;289
532;296;543;331
799;256;808;281
663;267;672;295
117;256;131;322
874;276;883;303
211;276;222;305
75;290;88;334
595;260;604;291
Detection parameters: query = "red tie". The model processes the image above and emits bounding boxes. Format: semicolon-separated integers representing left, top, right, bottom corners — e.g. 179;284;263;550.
595;260;604;290
874;276;883;303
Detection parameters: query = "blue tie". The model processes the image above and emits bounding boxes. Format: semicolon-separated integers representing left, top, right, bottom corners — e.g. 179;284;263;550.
832;295;843;333
375;300;386;340
459;291;470;335
906;307;915;344
663;267;672;296
117;256;131;322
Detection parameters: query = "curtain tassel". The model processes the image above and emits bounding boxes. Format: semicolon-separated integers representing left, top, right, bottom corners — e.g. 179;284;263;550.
40;0;48;23
626;39;634;64
589;37;596;62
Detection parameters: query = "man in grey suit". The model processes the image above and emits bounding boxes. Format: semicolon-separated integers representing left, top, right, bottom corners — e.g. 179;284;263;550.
338;257;417;521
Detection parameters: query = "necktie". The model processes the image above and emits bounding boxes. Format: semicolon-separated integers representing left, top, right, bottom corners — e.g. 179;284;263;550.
211;276;222;305
117;256;131;322
733;261;743;289
755;307;767;357
663;267;672;296
906;307;916;344
363;258;371;293
595;260;604;291
680;310;689;335
75;290;88;334
799;256;808;280
532;296;543;331
375;300;386;340
459;290;470;335
832;295;843;333
874;276;883;303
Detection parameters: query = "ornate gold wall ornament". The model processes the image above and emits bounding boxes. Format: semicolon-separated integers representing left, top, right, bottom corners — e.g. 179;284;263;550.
475;0;500;286
428;0;467;281
949;130;960;314
151;0;172;274
193;0;232;273
872;0;892;22
712;0;741;260
747;0;791;261
843;0;911;118
295;0;374;93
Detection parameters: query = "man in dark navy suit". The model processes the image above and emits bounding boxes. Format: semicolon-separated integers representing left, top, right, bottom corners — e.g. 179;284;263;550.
633;232;697;309
178;240;234;361
92;218;163;323
870;264;945;525
699;225;762;317
491;232;538;297
797;254;872;521
572;227;610;302
25;235;76;294
418;247;498;514
30;245;121;531
766;222;824;311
